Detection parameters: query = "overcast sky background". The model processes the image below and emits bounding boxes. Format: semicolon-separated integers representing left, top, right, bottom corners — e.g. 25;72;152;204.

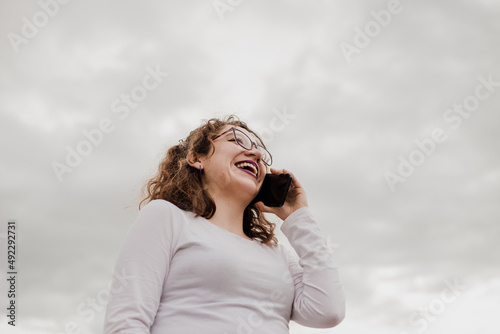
1;0;499;333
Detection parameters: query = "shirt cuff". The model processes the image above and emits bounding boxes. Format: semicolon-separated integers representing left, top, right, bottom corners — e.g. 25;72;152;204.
280;206;313;232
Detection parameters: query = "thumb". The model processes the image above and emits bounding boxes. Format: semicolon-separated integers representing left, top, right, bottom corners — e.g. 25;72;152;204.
255;201;271;213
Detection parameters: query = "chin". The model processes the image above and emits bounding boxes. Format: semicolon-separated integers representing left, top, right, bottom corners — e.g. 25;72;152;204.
236;179;259;198
241;182;259;195
232;169;261;194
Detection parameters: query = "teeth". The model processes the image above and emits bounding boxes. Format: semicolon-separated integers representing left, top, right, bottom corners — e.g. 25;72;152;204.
235;162;257;176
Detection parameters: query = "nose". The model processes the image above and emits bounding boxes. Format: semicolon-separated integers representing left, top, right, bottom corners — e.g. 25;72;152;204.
245;143;262;160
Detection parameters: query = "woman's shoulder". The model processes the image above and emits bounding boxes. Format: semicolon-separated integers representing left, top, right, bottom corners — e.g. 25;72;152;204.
131;200;196;248
140;199;186;214
136;199;190;226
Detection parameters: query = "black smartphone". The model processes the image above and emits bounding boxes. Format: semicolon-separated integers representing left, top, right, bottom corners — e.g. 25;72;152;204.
250;173;293;207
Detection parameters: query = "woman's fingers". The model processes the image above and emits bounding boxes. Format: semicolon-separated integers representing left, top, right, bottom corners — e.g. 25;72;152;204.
254;201;267;212
258;168;308;219
276;168;303;190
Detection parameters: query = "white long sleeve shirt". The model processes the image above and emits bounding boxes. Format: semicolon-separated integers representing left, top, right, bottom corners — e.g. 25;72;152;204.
103;199;345;333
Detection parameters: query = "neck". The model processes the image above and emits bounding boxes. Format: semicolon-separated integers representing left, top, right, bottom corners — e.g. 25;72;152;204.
207;191;250;239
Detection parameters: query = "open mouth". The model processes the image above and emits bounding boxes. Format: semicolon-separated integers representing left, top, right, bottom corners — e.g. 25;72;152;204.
234;160;258;179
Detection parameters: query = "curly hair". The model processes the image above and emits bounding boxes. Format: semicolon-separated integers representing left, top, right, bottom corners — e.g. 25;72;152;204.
139;114;277;246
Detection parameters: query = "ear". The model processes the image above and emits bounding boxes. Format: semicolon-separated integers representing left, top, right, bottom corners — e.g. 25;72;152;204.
186;151;203;169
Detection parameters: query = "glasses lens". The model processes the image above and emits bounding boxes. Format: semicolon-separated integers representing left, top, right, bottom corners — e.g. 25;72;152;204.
234;129;272;166
234;130;252;149
258;146;272;165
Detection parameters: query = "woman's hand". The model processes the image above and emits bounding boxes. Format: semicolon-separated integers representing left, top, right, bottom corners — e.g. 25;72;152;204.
255;168;309;221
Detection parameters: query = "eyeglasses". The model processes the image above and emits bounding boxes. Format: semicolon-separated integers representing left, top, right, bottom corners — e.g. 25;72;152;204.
213;127;273;166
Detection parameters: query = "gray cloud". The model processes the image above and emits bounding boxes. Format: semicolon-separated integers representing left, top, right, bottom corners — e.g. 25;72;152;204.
1;0;499;333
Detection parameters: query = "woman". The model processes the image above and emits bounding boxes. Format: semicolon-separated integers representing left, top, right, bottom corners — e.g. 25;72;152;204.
103;115;345;333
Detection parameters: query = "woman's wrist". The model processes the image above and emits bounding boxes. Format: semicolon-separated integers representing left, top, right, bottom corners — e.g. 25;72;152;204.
282;205;309;222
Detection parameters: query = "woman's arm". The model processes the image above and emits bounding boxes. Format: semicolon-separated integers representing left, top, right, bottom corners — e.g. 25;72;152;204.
255;168;345;327
103;200;175;334
281;206;346;328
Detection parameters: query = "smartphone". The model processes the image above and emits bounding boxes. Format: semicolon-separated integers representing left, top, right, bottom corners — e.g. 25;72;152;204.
250;173;293;207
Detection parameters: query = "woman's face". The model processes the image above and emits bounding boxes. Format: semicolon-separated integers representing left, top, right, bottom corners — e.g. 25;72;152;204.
200;125;268;204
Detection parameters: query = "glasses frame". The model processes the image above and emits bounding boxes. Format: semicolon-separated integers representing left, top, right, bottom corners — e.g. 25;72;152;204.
213;127;273;166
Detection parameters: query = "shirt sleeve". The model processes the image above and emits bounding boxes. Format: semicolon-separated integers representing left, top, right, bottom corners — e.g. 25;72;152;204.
280;206;346;328
103;200;176;334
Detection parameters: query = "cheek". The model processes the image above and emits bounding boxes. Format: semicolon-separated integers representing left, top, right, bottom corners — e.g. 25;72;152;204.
211;167;232;188
205;144;243;184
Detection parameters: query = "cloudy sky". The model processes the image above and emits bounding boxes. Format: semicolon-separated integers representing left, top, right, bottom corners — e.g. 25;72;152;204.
1;0;499;333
